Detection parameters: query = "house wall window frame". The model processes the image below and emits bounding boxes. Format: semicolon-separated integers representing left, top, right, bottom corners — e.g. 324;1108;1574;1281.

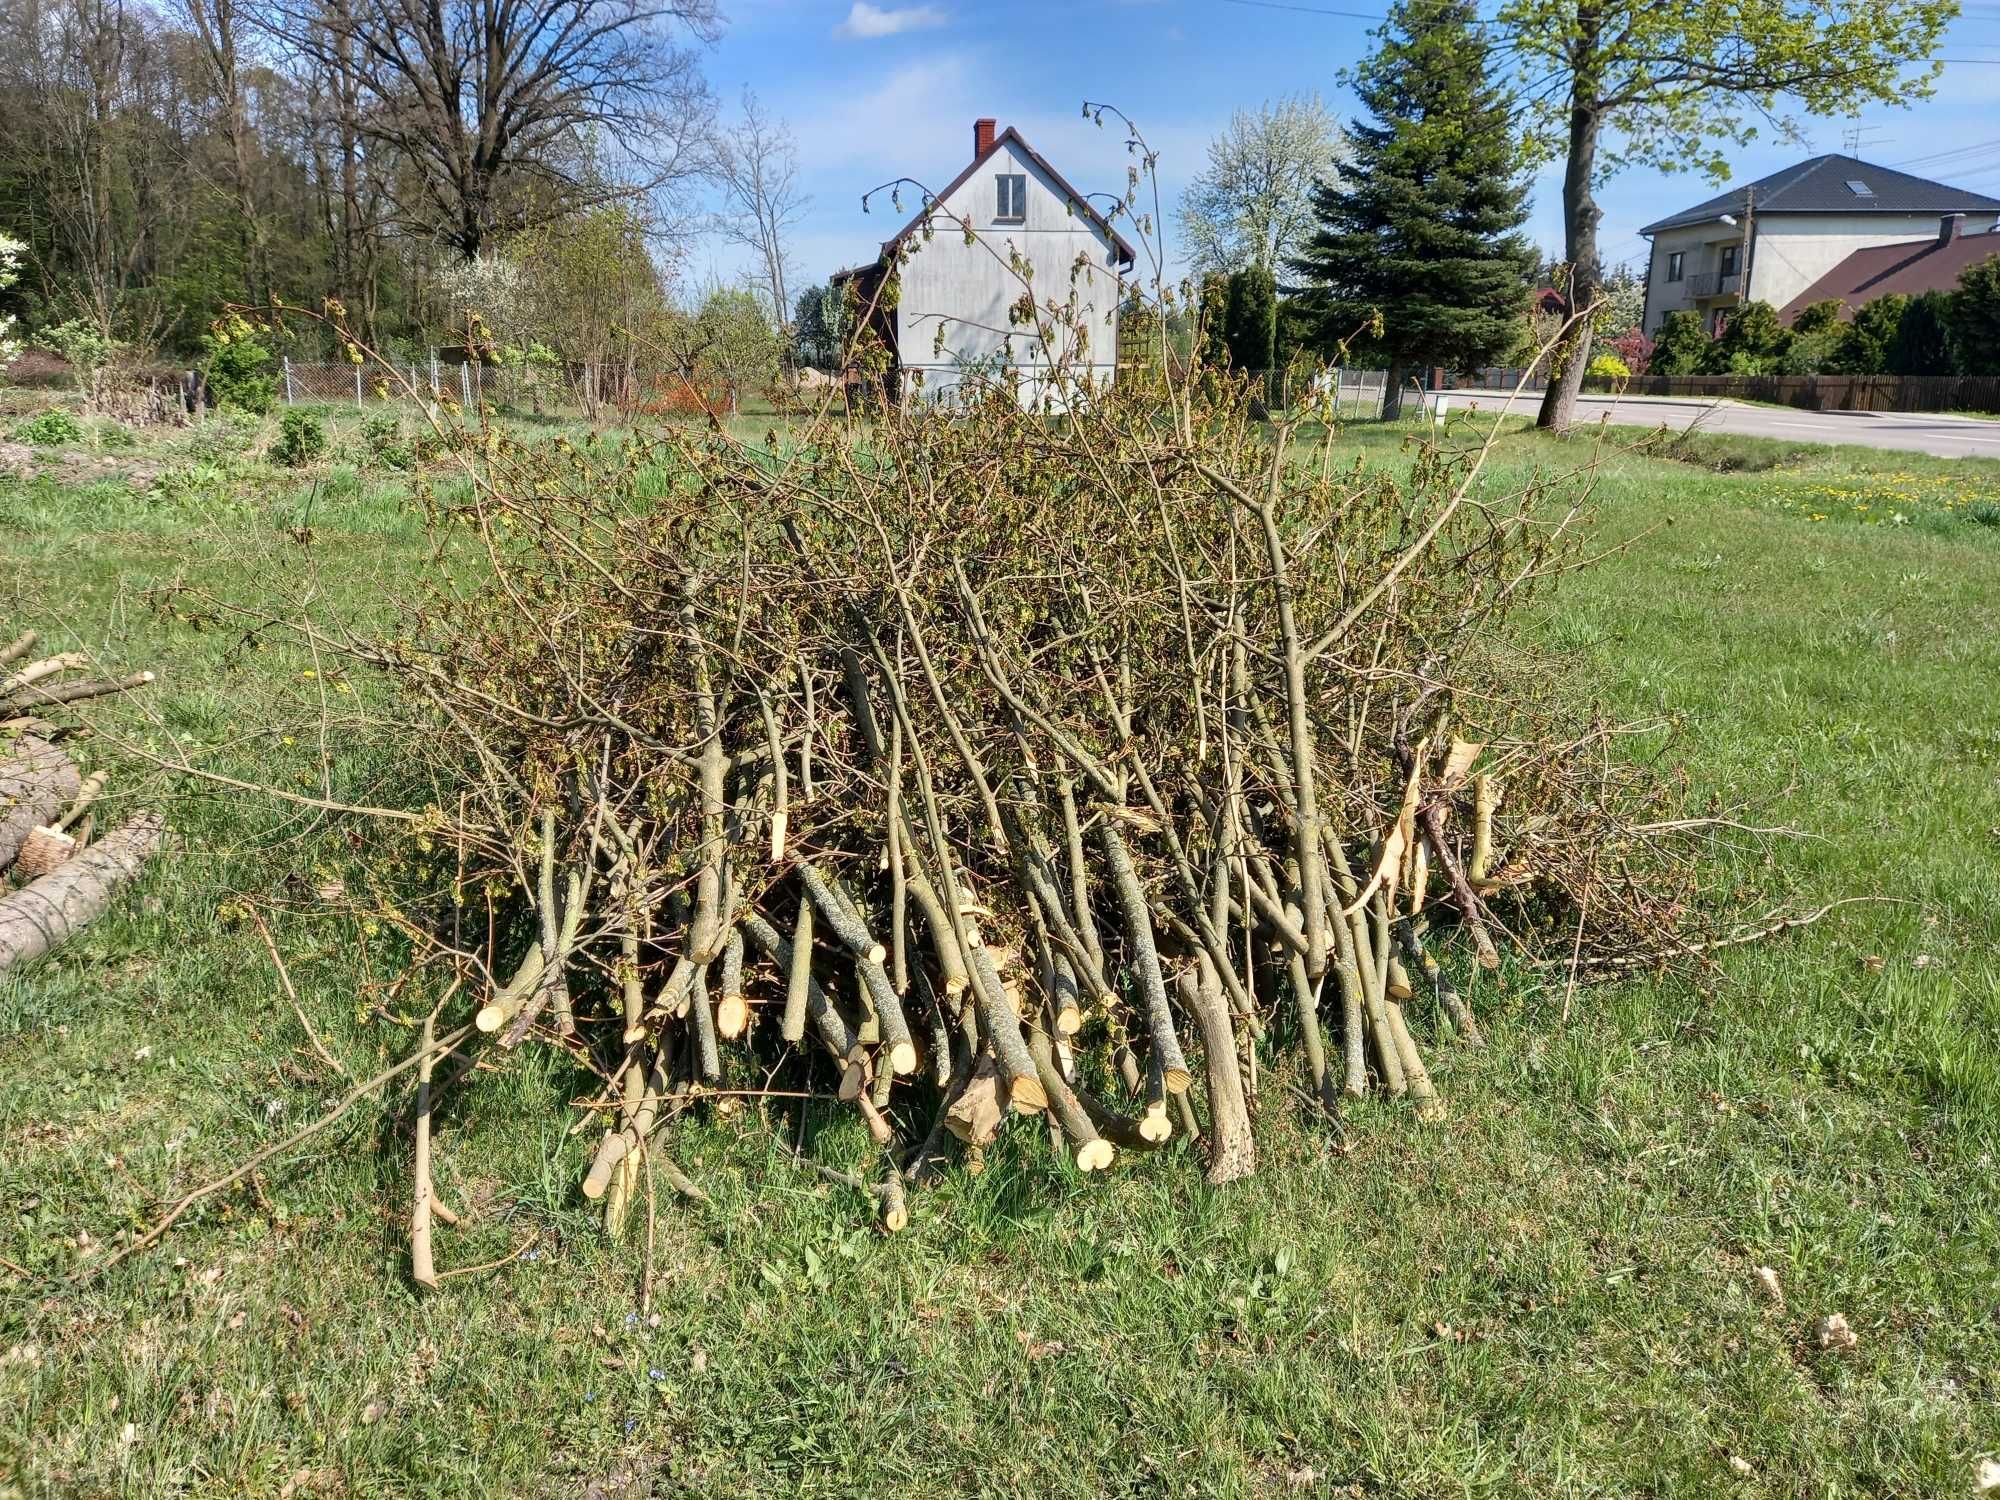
995;173;1027;224
1717;243;1739;278
1665;250;1684;283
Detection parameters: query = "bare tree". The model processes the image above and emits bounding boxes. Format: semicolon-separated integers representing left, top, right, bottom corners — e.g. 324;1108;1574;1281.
1178;93;1342;278
275;0;721;260
177;0;267;304
710;89;806;333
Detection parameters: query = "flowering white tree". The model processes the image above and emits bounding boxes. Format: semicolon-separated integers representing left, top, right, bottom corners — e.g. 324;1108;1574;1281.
0;233;25;367
1178;96;1343;278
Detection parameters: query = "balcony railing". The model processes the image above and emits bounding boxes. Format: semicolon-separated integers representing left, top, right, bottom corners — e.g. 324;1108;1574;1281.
1684;270;1740;300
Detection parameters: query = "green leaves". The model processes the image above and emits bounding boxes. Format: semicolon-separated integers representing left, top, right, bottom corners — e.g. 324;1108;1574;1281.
1492;0;1952;182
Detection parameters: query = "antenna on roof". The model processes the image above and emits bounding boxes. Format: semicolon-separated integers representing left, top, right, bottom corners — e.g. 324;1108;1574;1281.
1841;124;1890;155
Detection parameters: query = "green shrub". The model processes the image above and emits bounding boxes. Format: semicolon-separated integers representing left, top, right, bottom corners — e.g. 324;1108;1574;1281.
13;408;85;446
1780;328;1845;375
1649;311;1711;376
203;317;277;413
1969;501;2000;529
1828;294;1907;375
91;419;136;449
361;411;413;469
1586;352;1629;379
272;407;328;468
1708;301;1790;375
177;411;258;464
1949;254;2000;377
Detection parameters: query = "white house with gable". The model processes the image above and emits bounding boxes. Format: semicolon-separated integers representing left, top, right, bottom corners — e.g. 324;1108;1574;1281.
1639;153;2000;335
834;118;1136;407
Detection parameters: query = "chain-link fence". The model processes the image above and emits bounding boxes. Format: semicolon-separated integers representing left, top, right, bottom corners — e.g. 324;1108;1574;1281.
280;356;583;412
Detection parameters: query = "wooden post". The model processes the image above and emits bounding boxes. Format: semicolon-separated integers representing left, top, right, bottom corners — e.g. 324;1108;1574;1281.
283;356;295;405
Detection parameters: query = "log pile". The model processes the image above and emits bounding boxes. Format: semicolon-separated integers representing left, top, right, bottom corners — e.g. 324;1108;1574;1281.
0;628;161;972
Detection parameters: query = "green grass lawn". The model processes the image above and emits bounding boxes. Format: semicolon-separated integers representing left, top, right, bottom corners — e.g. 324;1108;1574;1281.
2;409;1999;1498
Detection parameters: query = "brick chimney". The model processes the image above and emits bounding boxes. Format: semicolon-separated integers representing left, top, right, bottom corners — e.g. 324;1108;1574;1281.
974;118;997;158
1939;213;1965;245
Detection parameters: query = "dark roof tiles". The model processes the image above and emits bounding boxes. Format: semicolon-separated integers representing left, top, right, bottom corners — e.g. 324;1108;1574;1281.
1641;154;2000;235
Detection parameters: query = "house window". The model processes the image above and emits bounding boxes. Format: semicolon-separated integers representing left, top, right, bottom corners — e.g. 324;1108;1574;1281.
1718;243;1739;278
1845;179;1874;197
995;174;1026;223
1665;251;1684;283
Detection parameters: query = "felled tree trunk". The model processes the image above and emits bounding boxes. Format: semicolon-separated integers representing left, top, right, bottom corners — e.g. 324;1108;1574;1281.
0;811;164;971
0;735;81;874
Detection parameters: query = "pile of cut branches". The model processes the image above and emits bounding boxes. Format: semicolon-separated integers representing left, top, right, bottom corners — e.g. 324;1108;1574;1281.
135;307;1736;1288
0;628;162;971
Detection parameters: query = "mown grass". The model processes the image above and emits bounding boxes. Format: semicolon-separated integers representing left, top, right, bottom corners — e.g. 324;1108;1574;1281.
2;412;1999;1498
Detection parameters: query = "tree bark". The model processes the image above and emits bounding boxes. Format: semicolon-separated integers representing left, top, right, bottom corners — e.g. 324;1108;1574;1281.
1537;23;1604;435
1381;359;1406;421
0;811;163;972
1178;958;1254;1184
0;735;81;874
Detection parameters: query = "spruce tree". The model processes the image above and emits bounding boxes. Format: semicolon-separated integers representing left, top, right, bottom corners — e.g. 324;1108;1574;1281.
1887;291;1955;377
1223;266;1278;378
1289;0;1535;416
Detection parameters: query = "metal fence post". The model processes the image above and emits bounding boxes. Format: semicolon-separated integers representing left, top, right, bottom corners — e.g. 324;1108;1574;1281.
283;356;295;405
459;361;472;410
430;352;440;397
355;363;363;410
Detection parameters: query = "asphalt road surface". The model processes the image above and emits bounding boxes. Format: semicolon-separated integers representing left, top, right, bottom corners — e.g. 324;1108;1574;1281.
1435;391;2000;462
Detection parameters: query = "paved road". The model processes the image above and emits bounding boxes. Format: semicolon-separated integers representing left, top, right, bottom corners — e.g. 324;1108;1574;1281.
1435;390;2000;462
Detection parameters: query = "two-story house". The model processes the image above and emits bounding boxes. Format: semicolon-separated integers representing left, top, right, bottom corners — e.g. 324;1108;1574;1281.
1638;154;2000;335
834;118;1136;407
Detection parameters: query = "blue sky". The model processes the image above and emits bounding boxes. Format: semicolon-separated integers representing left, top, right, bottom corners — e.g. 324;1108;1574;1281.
689;0;2000;296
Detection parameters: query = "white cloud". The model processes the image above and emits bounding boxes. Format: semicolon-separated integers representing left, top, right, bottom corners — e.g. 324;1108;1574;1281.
835;2;948;39
793;52;975;172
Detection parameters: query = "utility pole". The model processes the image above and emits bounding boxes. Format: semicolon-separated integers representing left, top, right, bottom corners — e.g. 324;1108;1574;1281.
1739;187;1755;304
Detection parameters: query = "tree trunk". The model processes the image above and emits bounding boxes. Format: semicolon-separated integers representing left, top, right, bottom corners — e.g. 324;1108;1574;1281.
1537;38;1604;434
1381;359;1407;421
0;810;163;972
0;736;81;874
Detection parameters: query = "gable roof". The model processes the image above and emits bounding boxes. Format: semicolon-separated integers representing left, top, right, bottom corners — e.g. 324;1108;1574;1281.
1640;154;2000;235
1780;223;2000;322
841;125;1137;276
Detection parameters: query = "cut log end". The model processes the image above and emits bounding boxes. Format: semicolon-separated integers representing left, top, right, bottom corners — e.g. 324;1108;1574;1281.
621;1023;648;1046
837;1061;866;1102
866;942;887;966
474;1005;507;1034
1162;1066;1193;1096
1054;1004;1082;1037
14;825;75;880
1075;1138;1115;1172
1138;1104;1174;1143
716;992;749;1039
1008;1075;1049;1113
888;1039;919;1076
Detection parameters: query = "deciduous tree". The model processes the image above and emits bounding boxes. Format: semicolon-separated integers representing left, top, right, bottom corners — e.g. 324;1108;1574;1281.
1178;94;1341;277
1490;0;1952;430
712;90;807;335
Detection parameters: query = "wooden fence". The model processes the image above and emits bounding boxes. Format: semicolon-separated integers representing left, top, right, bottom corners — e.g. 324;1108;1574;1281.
1598;373;2000;414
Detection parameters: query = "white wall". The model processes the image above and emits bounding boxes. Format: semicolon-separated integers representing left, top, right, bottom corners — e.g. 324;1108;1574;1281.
1642;211;2000;332
892;136;1125;408
1753;212;2000;313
